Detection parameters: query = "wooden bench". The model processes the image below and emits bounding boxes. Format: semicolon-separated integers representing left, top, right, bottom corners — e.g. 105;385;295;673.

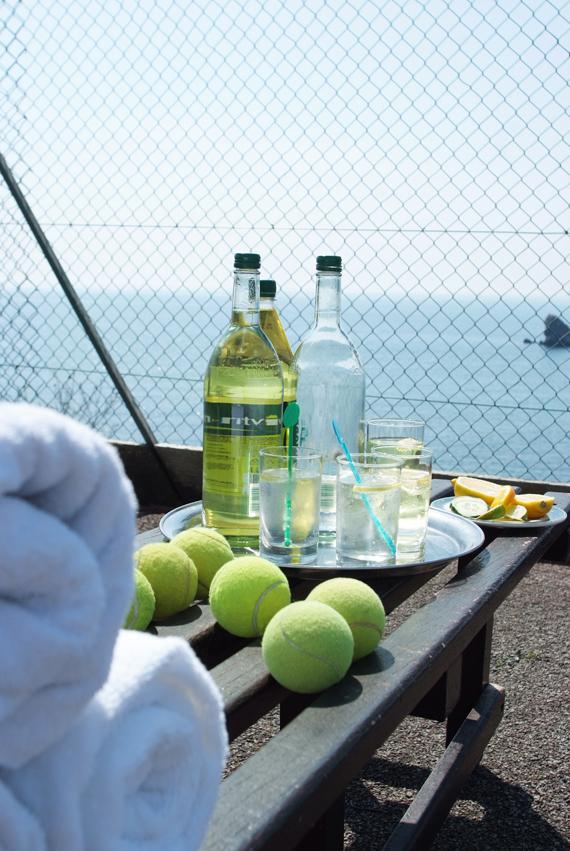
133;467;569;850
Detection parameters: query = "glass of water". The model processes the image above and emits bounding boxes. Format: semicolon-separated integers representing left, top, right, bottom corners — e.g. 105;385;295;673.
336;453;403;566
365;418;425;455
259;447;322;564
374;446;433;556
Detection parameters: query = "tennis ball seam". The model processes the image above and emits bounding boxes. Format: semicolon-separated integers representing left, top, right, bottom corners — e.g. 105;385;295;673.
278;622;345;680
349;620;384;635
252;580;288;635
191;528;219;542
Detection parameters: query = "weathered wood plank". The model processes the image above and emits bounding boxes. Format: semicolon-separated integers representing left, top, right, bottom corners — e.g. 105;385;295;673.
113;441;202;508
430;478;454;500
213;645;289;740
152;607;250;668
411;655;462;722
382;683;505;851
446;618;493;743
200;493;570;851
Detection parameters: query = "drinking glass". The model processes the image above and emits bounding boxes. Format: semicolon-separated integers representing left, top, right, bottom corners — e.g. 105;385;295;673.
336;453;402;566
259;447;322;564
365;418;425;455
374;446;433;555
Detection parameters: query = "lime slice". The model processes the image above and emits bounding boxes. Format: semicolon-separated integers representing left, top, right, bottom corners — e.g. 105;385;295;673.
478;504;507;521
369;438;422;456
396;438;423;453
505;505;528;522
450;496;487;518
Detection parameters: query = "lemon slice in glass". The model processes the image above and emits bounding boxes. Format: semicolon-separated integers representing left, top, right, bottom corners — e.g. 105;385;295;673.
353;482;399;494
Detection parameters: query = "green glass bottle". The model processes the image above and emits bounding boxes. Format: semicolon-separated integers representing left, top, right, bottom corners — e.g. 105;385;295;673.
202;254;284;544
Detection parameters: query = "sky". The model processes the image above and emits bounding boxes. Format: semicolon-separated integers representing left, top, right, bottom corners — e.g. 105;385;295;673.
2;0;569;301
2;0;570;477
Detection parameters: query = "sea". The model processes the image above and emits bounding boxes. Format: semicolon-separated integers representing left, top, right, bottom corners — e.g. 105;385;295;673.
7;285;570;483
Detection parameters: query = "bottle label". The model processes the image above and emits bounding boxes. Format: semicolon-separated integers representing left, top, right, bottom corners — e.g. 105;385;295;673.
204;401;281;437
203;401;282;499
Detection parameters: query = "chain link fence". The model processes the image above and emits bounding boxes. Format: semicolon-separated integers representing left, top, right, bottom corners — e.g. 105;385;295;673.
2;0;569;481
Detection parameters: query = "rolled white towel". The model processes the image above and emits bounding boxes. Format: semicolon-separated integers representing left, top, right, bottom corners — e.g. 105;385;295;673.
0;403;137;768
0;783;46;851
2;631;228;851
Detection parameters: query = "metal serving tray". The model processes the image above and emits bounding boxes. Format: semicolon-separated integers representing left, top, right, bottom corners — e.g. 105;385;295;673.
159;502;485;578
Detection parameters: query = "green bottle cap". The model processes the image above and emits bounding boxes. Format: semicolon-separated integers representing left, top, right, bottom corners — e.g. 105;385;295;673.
260;279;276;298
234;253;260;270
316;255;342;272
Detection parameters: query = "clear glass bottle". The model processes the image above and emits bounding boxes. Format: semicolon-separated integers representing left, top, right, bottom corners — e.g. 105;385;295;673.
259;279;298;421
292;255;365;534
202;253;284;544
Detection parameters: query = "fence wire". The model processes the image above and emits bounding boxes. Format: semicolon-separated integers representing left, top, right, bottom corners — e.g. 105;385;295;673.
1;0;569;481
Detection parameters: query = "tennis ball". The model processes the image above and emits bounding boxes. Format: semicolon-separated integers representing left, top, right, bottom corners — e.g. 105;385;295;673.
209;555;291;637
170;527;234;598
124;569;156;631
307;577;385;660
134;542;197;619
262;601;354;693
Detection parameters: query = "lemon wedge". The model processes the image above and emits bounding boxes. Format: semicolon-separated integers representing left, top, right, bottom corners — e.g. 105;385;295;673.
452;476;502;505
489;485;517;510
514;494;555;520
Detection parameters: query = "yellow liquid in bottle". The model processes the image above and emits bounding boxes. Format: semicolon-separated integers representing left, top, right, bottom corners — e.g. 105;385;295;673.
260;299;298;413
202;320;283;544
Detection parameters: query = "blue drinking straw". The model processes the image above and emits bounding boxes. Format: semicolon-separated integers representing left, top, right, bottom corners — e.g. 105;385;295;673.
331;419;397;557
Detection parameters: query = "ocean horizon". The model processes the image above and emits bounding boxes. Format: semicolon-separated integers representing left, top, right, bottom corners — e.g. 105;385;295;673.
5;283;570;483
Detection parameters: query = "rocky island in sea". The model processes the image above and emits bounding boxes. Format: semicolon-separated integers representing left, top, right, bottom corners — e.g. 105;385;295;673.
541;314;570;347
524;314;570;347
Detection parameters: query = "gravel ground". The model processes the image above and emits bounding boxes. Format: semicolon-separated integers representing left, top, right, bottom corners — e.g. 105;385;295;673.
138;513;570;849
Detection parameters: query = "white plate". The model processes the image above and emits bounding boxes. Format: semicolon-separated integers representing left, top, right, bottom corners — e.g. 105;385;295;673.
431;496;567;529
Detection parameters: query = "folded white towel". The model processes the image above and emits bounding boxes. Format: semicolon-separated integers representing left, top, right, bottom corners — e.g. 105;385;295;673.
0;783;46;851
0;403;137;768
2;631;228;851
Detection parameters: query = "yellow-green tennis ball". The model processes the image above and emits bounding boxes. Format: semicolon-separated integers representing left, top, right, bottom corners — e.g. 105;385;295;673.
209;556;291;638
124;569;156;631
171;527;233;598
307;577;385;660
261;601;354;694
134;542;197;619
